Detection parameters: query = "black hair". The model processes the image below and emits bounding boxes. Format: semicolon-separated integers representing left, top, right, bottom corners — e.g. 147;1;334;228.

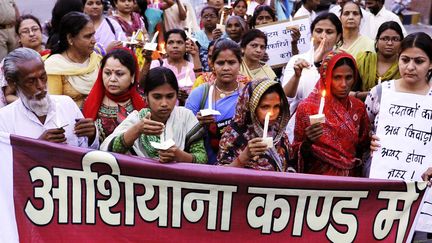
142;67;179;95
47;0;84;49
233;0;248;9
240;29;267;48
15;14;42;36
51;11;92;55
164;29;188;60
310;12;343;47
200;6;219;16
400;32;432;81
250;5;276;29
101;48;137;77
211;38;242;63
208;40;216;52
374;21;404;52
135;0;149;30
340;0;363;18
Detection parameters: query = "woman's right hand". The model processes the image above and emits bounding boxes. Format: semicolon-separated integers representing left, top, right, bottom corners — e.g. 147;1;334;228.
197;112;216;126
293;58;310;78
240;137;268;161
138;112;165;135
314;36;330;63
305;123;323;143
212;28;223;40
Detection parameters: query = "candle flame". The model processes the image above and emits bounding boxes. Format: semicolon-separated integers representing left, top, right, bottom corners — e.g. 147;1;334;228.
321;90;326;97
159;42;166;54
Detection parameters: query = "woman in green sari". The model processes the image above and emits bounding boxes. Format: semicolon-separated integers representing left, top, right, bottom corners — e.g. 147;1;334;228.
355;21;403;100
101;67;207;164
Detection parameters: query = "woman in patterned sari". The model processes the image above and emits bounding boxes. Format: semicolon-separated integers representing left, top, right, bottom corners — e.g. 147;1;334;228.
82;48;146;142
217;79;300;172
293;50;370;176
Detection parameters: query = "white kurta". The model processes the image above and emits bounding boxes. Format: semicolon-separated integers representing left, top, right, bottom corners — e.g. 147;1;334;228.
0;95;98;149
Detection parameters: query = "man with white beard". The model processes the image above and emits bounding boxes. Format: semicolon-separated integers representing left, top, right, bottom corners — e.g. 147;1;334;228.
0;48;98;148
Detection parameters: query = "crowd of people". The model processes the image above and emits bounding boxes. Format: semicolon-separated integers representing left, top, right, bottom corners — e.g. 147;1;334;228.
1;0;432;234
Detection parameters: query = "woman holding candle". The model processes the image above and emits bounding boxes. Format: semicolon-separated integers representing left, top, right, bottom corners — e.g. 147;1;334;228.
83;0;127;54
82;48;146;142
339;0;374;59
293;50;370;176
217;79;299;172
185;39;248;164
101;66;207;163
355;21;403;100
282;12;342;142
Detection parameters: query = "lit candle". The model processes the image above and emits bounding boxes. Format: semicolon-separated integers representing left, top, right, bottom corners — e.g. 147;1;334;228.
219;10;225;25
159;42;166;54
228;0;231;7
208;85;214;110
378;76;382;85
262;112;271;138
154;0;159;8
289;15;293;22
318;90;326;114
151;31;159;43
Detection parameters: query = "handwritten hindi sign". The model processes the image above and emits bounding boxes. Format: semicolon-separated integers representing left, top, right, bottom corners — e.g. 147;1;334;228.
369;88;432;233
256;17;311;67
370;89;432;181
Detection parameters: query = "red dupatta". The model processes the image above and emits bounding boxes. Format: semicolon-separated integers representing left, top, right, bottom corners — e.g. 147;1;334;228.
113;12;143;37
293;50;371;176
82;47;146;120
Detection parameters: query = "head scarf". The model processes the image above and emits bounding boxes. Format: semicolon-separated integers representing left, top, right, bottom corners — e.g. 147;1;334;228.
293;50;370;176
82;47;146;120
218;78;299;172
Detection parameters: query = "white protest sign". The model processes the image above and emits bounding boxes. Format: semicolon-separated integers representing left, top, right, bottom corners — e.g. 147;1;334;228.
369;89;432;181
369;88;432;234
256;16;311;67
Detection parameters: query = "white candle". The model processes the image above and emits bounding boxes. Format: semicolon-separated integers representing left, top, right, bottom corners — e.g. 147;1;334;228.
378;76;382;85
318;90;326;114
219;10;224;25
160;131;164;143
262;112;270;138
228;0;231;6
289;15;293;22
208;85;214;110
151;31;159;43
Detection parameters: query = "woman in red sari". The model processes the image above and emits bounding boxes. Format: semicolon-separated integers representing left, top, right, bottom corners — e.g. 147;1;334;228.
293;50;370;176
82;47;146;142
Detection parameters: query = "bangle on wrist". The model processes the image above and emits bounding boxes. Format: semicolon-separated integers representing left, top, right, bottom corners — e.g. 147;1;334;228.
354;91;360;98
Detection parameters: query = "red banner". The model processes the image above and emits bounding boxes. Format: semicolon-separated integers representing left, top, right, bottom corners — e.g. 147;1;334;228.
6;135;427;242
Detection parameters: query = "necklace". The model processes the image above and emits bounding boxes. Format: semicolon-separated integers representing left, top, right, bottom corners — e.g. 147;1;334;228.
215;82;239;98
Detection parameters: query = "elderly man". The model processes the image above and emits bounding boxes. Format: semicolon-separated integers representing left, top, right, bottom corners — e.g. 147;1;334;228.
0;47;98;148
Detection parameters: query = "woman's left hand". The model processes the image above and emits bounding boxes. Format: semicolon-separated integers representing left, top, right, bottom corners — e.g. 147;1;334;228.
421;167;432;186
158;145;178;163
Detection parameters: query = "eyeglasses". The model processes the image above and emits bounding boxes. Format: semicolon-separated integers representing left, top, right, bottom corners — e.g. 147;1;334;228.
202;14;218;19
19;26;41;35
379;36;401;43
